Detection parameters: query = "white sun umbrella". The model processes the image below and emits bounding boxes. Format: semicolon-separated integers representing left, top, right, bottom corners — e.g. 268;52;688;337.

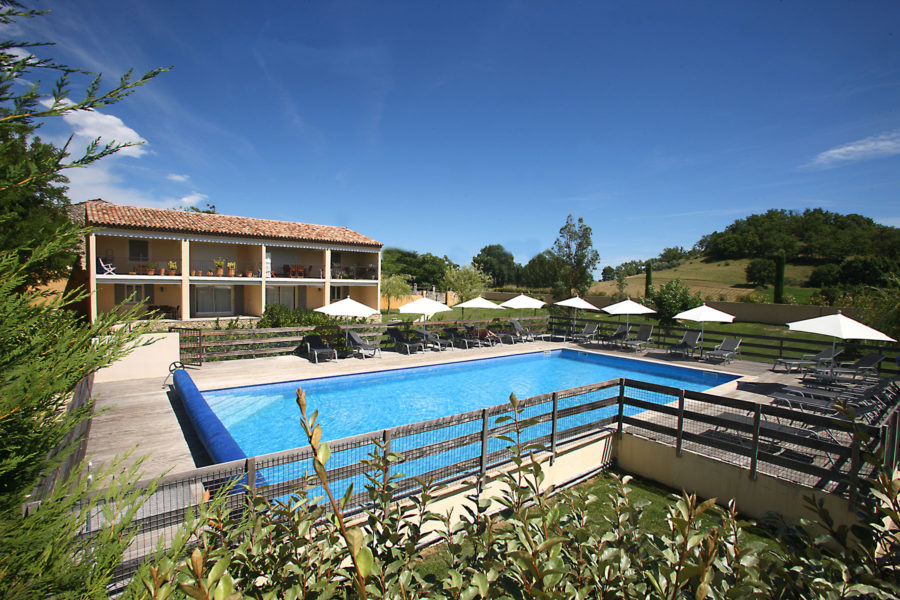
398;296;452;335
555;296;602;332
455;296;505;330
500;293;546;319
673;303;735;351
787;310;896;353
315;297;379;344
602;298;656;329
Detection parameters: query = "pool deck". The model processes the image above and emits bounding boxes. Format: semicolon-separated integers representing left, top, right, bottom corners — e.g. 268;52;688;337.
85;340;801;480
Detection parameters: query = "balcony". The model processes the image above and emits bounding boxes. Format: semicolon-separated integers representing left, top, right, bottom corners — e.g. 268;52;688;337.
96;255;182;277
271;263;325;279
330;264;378;280
190;259;261;278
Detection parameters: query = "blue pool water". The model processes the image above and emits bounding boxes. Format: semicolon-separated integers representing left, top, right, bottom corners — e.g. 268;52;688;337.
204;349;737;457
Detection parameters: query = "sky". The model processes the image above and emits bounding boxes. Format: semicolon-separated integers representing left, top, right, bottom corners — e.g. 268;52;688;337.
6;1;900;271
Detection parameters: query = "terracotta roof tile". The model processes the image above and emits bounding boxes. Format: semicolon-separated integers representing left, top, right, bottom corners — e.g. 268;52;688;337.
82;200;381;247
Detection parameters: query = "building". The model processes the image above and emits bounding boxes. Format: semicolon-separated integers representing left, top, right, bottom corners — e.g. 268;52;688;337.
71;200;382;322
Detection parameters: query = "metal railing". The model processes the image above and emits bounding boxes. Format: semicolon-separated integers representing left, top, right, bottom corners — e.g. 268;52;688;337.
189;259;261;277
96;256;182;276
87;375;897;591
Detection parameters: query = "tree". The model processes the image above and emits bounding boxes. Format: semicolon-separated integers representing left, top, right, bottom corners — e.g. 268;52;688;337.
615;269;628;296
650;279;702;324
521;251;559;288
644;261;653;297
773;251;785;303
381;248;455;289
745;258;776;287
381;273;411;312
1;3;167;287
601;265;615;282
443;264;491;303
550;214;599;298
472;244;519;287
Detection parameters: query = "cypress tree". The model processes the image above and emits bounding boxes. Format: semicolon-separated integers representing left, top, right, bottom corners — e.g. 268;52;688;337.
774;251;786;303
644;261;653;297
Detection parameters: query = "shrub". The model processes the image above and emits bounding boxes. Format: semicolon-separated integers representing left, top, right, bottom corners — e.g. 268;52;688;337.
745;257;776;287
650;279;702;324
128;392;900;599
808;263;841;287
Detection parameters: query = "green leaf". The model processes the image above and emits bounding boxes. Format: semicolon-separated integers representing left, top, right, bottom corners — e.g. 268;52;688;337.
346;526;364;557
355;545;373;579
472;572;489;596
316;440;330;465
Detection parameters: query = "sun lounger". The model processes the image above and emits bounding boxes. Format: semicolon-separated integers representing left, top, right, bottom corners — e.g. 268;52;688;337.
465;325;501;346
772;348;842;373
303;334;338;363
386;327;425;354
666;330;700;358
442;327;481;348
705;337;742;364
803;353;886;382
348;331;381;359
414;329;454;351
572;323;599;344
599;324;631;348
621;324;654;353
511;319;550;341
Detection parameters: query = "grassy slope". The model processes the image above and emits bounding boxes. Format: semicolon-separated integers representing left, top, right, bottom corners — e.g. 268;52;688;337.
590;258;816;302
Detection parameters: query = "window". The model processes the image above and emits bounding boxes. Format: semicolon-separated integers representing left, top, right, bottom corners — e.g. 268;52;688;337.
114;284;154;304
128;240;149;262
330;285;348;302
266;286;295;309
193;285;232;316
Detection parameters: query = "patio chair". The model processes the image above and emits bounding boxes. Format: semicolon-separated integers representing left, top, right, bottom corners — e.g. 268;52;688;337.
772;347;843;373
414;329;453;351
572;323;599;344
621;324;654;353
303;334;338;363
549;324;571;341
348;331;382;359
97;256;116;275
442;327;482;349
705;337;742;364
386;327;425;354
666;330;701;358
465;325;501;346
599;324;631;348
511;319;551;341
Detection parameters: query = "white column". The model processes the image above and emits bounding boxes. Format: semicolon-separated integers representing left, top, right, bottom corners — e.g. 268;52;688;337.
180;239;190;320
88;233;98;322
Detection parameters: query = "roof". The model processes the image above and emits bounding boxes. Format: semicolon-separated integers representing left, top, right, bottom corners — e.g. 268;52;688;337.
80;200;382;248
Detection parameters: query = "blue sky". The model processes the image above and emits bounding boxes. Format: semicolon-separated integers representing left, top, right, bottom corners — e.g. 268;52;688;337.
7;1;900;270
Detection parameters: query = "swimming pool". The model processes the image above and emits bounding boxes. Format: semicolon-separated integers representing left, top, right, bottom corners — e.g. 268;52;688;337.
204;349;738;457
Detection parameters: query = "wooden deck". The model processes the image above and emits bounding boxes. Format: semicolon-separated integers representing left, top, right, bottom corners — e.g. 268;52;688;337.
85;340;803;480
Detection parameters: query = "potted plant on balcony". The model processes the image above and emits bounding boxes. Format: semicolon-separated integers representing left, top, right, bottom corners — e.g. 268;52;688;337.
226;261;236;277
245;266;254;277
167;260;178;276
145;261;157;276
214;258;225;277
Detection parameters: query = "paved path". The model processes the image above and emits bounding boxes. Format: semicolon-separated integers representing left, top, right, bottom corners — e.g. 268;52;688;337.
86;340;799;480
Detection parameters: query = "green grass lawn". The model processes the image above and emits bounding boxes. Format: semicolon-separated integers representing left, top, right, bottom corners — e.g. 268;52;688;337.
415;469;778;580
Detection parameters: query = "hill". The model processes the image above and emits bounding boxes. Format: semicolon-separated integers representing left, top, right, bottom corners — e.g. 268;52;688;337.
590;258;815;301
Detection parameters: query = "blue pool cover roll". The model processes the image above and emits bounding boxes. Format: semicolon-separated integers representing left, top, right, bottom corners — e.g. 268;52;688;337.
173;369;247;464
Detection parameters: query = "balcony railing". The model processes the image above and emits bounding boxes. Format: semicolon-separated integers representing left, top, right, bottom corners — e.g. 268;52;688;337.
96;256;181;276
190;259;261;278
272;264;325;279
331;265;378;280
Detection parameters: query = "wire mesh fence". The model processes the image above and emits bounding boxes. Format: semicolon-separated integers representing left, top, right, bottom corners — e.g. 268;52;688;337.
77;375;897;594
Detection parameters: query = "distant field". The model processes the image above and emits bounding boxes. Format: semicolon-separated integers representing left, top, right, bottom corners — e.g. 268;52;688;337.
590;258;816;302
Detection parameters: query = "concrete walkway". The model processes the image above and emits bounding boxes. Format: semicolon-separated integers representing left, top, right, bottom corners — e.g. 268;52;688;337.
86;340;799;480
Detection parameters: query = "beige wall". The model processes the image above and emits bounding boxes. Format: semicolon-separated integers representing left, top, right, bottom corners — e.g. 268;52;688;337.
349;285;379;309
93;332;180;383
615;433;856;527
269;248;326;278
244;283;264;316
95;237;181;274
305;285;326;309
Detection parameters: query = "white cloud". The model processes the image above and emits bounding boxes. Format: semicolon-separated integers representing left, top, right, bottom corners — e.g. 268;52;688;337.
177;192;207;207
166;173;190;183
806;130;900;169
40;98;148;158
64;162;206;210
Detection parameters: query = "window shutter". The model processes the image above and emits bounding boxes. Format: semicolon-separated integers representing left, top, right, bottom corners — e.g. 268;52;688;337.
114;284;125;304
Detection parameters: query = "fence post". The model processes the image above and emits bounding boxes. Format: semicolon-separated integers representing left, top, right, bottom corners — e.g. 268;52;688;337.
883;419;895;473
675;389;685;457
198;329;204;366
246;456;256;495
550;392;559;465
382;429;392;511
778;338;784;359
617;379;625;439
749;405;761;480
478;409;489;495
849;439;861;507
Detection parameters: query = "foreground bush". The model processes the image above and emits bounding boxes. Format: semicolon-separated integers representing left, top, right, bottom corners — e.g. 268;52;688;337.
128;392;900;599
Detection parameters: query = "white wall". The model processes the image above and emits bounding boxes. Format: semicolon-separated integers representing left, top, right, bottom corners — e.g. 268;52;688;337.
94;332;180;383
